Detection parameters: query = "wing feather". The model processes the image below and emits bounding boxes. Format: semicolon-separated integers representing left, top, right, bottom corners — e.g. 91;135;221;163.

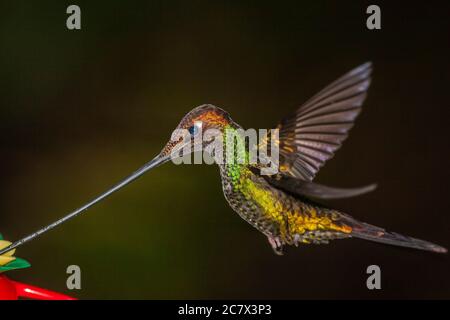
273;62;372;181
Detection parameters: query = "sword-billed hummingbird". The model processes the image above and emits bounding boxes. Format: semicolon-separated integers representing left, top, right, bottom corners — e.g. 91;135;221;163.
0;62;446;256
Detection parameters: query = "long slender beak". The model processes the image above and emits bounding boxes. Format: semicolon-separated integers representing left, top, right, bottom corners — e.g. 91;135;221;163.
0;154;171;256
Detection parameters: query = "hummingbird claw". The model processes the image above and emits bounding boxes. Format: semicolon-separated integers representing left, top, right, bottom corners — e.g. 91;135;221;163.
294;234;300;247
267;236;284;255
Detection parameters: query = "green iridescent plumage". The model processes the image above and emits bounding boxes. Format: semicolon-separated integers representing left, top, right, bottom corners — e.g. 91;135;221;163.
218;126;353;254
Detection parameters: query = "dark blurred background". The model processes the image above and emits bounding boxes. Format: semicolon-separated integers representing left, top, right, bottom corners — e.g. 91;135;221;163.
0;0;449;299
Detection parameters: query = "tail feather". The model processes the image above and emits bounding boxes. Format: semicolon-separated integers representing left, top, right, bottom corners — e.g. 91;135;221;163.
343;216;447;253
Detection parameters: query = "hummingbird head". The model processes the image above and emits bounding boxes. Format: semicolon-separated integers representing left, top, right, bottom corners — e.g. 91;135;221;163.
158;104;235;160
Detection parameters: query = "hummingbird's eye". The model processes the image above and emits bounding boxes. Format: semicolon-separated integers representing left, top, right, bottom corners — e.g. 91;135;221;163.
188;125;199;136
188;121;202;136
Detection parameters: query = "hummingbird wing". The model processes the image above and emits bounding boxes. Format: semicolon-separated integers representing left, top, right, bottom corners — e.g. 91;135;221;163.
263;173;377;200
263;62;372;181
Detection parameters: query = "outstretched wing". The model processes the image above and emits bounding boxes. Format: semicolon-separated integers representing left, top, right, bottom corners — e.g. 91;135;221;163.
269;62;372;181
263;173;377;200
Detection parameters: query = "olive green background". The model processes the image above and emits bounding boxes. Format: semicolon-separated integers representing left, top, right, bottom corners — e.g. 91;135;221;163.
1;1;449;299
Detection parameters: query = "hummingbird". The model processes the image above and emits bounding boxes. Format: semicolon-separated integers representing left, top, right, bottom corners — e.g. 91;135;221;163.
0;62;446;257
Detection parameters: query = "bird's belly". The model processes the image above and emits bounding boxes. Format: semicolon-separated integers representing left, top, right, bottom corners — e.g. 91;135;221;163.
220;167;352;245
220;173;281;237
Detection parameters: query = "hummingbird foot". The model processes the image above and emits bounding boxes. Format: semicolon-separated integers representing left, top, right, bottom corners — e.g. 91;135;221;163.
267;236;284;255
293;234;300;247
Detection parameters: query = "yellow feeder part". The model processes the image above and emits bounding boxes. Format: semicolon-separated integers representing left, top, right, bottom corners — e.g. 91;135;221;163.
0;240;16;266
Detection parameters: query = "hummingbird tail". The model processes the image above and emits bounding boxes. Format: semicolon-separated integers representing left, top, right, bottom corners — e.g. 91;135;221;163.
342;215;447;253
